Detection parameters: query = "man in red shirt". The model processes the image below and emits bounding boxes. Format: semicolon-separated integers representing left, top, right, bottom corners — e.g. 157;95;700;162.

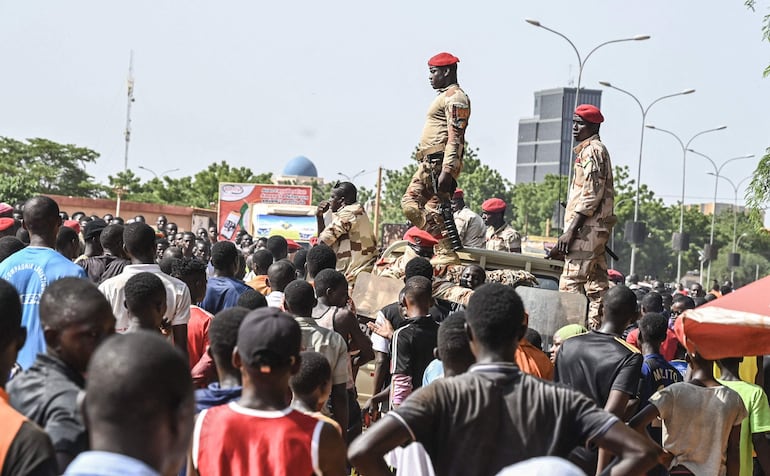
190;307;346;476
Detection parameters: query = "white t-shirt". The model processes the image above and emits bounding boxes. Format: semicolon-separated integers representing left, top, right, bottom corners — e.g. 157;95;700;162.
99;264;191;333
649;382;747;476
371;311;390;354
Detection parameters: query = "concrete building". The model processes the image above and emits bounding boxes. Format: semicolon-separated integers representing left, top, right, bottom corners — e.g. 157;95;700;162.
688;202;747;216
515;87;602;184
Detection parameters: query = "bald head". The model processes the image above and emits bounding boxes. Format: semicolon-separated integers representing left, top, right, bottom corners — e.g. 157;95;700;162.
267;260;296;292
22;196;61;239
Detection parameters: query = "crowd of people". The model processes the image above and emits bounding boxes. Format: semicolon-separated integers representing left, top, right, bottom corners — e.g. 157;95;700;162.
1;51;769;476
0;193;767;476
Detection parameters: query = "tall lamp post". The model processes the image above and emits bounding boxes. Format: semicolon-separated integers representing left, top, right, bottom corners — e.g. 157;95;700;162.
138;166;180;179
525;19;649;227
707;174;752;283
598;82;695;277
337;169;367;182
645;125;727;283
687;149;754;285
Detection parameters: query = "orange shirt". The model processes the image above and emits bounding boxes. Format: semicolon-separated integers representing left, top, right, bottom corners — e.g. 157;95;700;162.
515;338;554;380
246;275;270;295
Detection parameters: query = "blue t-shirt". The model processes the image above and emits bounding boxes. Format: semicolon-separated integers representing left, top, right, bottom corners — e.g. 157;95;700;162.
422;359;445;387
201;276;251;315
639;353;684;407
0;247;87;369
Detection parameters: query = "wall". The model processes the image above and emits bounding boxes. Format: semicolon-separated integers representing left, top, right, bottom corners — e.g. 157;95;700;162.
47;194;216;232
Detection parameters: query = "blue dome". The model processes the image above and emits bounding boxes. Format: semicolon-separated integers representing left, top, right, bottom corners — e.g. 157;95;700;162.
282;156;318;177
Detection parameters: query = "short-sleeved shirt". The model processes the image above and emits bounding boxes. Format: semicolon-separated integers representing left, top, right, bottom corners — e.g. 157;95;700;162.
391;316;439;389
99;264;191;333
639;353;683;408
649;382;747;476
78;255;130;284
201;276;251;315
7;354;88;462
187;305;214;370
555;330;643;407
371;302;450;354
391;362;618;476
0;247;87;369
294;316;350;386
485;224;521;253
717;379;770;476
453;207;485;248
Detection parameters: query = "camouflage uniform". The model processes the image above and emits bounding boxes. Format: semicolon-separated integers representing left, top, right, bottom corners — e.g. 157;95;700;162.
401;84;470;262
318;202;377;283
433;279;474;307
485;224;522;252
373;247;420;281
559;134;615;328
453;206;486;248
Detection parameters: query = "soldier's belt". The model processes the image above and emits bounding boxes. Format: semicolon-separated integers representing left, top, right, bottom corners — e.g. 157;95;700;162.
414;145;445;162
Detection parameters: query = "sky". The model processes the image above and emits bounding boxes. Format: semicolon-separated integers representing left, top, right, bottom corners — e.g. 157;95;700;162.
1;1;768;213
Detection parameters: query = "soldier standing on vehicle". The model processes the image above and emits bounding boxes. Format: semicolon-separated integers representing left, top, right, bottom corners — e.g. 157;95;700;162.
401;52;470;266
481;198;521;253
553;105;615;329
451;189;485;248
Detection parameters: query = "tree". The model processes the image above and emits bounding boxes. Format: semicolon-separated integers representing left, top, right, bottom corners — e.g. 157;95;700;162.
0;175;39;206
0;137;102;198
744;2;770;226
190;161;272;209
378;144;513;225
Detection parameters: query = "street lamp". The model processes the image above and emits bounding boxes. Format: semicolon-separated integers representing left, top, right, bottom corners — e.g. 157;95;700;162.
138;166;180;179
645;124;727;283
687;149;754;284
337;169;367;182
599;82;695;277
706;173;752;282
525;19;649;226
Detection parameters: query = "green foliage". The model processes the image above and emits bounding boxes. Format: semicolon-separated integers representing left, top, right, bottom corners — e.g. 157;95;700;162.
378;144;514;225
745;2;770;218
0;175;39;206
0;137;102;198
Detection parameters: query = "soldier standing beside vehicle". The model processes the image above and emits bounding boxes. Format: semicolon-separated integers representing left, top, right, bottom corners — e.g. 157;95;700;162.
481;198;521;253
451;189;486;248
401;52;470;266
552;105;615;329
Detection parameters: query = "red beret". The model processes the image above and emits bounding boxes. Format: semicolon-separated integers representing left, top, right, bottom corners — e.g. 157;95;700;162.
403;226;438;247
0;217;14;231
309;237;319;247
286;239;301;251
0;202;13;217
63;220;81;235
481;198;507;214
428;52;460;67
453;189;464;199
574;104;604;124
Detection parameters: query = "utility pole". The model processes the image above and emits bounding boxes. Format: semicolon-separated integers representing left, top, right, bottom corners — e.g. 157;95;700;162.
124;50;135;172
374;166;383;241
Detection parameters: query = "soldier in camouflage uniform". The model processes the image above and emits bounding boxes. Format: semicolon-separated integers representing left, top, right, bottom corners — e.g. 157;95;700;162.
374;227;437;281
481;198;522;253
401;52;470;266
316;181;377;284
552;105;615;329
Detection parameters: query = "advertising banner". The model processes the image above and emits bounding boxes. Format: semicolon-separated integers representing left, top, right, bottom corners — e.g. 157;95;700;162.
217;183;313;242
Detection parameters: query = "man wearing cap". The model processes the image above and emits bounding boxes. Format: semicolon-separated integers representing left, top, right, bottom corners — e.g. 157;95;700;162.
316;181;377;284
482;198;521;253
451;189;485;248
553;104;615;329
74;219;107;264
402;52;471;266
375;226;437;281
191;307;347;475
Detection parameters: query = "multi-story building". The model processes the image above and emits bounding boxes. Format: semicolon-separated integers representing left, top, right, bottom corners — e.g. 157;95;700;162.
515;87;602;184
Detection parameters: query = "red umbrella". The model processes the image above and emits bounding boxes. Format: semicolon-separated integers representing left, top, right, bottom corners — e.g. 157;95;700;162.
674;275;770;360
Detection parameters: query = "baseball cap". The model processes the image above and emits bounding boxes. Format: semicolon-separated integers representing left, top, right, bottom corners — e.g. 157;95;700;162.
237;307;301;373
84;219;108;240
